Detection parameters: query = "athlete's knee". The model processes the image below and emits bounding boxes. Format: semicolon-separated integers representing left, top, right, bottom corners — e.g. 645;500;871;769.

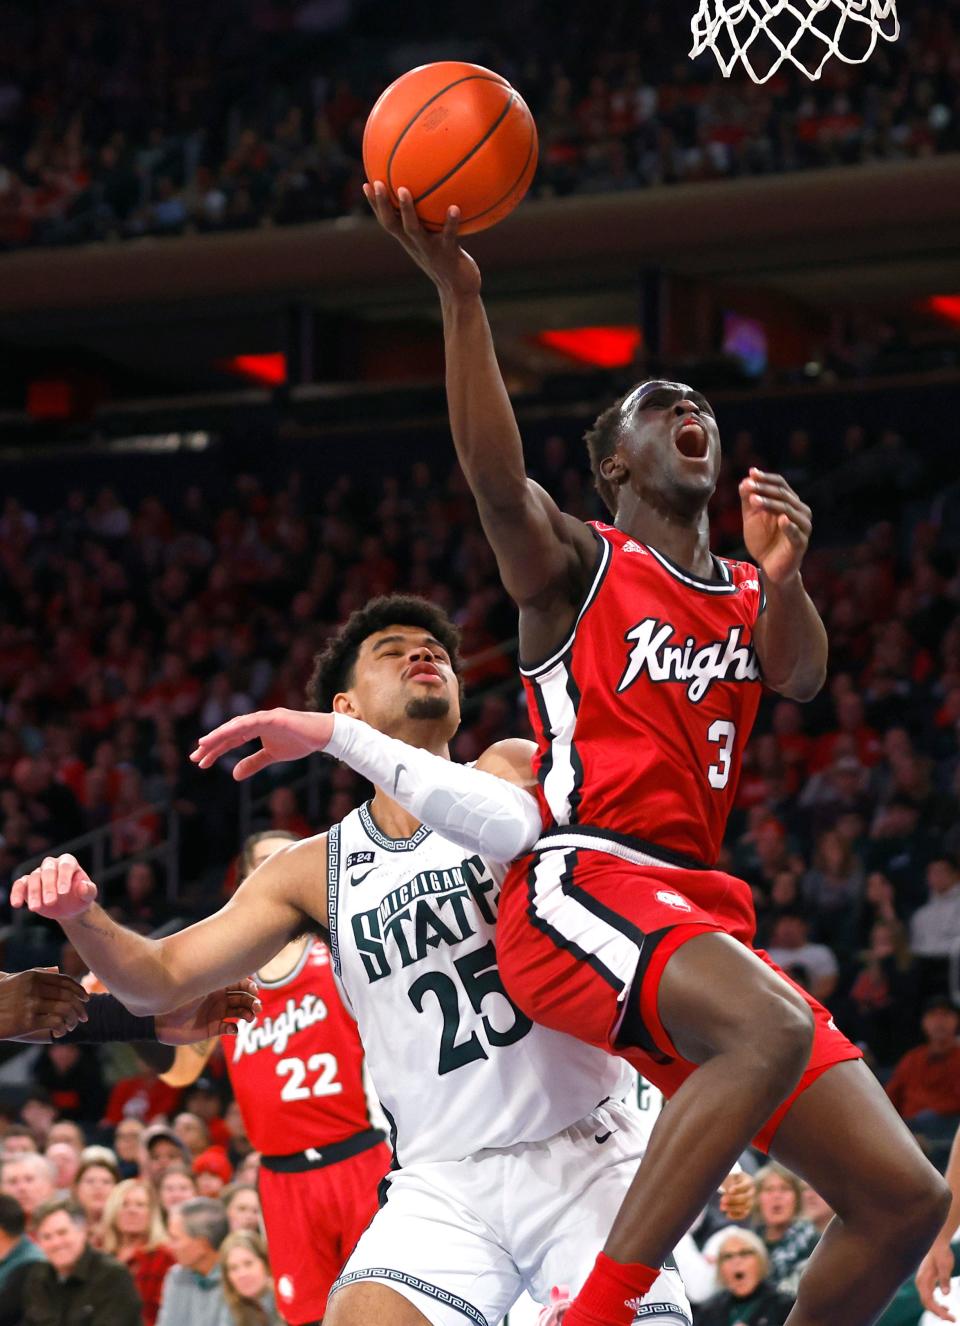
759;989;815;1079
876;1165;951;1255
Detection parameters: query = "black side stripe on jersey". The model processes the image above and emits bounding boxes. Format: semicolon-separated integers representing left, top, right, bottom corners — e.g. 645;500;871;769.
536;823;712;872
530;669;555;798
562;650;585;824
616;926;679;1061
519;530;612;678
327;822;342;976
526;851;624;994
331;1269;487;1326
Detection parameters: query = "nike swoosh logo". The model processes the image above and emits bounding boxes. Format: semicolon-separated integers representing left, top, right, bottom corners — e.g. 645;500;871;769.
393;763;407;795
595;1130;612;1144
350;868;376;887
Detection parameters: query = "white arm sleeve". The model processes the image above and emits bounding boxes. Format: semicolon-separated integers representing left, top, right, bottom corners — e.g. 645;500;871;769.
325;713;542;863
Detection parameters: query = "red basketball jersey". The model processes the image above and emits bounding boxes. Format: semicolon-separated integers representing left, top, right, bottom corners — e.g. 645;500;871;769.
521;524;765;866
226;939;374;1156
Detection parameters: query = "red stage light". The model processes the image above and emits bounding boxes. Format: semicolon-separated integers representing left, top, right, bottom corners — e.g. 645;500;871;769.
535;325;643;369
927;296;960;325
220;353;288;386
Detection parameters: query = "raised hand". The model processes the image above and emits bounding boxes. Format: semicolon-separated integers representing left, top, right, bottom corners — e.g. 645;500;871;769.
191;708;335;780
10;854;98;922
364;180;482;300
156;978;262;1044
0;967;89;1039
739;468;812;586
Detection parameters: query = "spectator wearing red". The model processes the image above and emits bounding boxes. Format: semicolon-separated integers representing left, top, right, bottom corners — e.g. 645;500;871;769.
810;691;883;772
100;1179;175;1326
104;1072;181;1130
885;997;960;1152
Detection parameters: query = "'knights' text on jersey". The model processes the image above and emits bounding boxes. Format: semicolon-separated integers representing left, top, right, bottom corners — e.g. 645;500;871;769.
521;524;765;865
227;939;374;1156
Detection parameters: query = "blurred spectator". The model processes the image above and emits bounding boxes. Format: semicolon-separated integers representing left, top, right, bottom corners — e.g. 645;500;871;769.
139;1126;191;1188
105;1068;181;1129
33;1041;108;1123
24;1197;143;1326
73;1151;120;1243
219;1230;280;1325
765;913;839;1004
0;1192;45;1326
114;1119;145;1179
885;997;960;1166
0;1127;38;1155
846;918;920;1069
194;1148;233;1200
20;1089;57;1148
752;1163;820;1297
157;1197;231;1326
0;1152;56;1222
223;1185;262;1236
909;858;960;959
183;1079;231;1150
156;1166;198;1222
46;1121;83;1153
693;1228;793;1326
101;1179;176;1326
174;1111;209;1160
45;1140;81;1192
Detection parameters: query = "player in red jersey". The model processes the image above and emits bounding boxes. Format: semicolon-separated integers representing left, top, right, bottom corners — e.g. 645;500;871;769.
165;831;390;1326
363;182;949;1326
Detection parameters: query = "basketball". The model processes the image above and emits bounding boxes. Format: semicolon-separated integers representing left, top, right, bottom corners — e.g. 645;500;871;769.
362;61;538;235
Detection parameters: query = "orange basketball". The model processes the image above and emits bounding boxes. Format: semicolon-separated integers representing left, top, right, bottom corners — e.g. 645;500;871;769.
363;61;538;235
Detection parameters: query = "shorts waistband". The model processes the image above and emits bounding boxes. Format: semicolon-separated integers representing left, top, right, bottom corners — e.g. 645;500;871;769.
534;825;711;872
261;1127;386;1173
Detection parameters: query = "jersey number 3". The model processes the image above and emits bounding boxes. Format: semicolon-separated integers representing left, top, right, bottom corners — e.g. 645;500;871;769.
707;719;736;789
408;939;533;1075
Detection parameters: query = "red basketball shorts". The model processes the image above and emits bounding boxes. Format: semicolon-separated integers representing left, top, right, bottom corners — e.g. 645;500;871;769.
497;834;861;1153
259;1137;392;1323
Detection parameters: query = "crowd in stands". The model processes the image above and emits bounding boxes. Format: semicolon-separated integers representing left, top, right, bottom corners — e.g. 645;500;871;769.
0;0;958;249
0;394;958;1323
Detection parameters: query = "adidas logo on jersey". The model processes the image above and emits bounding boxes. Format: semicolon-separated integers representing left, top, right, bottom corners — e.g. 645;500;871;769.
622;540;647;554
232;993;330;1059
617;617;761;703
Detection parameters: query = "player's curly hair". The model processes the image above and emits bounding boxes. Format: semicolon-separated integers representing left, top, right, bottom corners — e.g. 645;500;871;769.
307;595;463;712
585;381;663;516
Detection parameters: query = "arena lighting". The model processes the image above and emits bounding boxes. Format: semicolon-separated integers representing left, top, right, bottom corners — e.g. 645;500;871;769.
219;352;288;386
534;326;643;369
927;295;960;325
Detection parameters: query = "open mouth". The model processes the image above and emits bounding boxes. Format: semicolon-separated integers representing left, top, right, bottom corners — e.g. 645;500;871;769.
407;663;443;684
674;419;709;460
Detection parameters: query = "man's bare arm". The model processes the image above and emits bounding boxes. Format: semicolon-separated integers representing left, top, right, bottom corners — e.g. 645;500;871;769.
365;183;595;615
10;839;327;1015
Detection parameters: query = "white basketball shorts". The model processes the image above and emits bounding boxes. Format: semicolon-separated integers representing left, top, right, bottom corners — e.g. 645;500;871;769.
329;1095;691;1326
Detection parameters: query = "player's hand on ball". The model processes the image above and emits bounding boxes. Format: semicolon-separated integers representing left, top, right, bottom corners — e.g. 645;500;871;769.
364;180;482;300
191;708;335;779
739;468;812;586
10;855;98;921
719;1169;756;1221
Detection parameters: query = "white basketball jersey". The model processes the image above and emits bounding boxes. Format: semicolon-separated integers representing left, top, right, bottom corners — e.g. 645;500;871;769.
329;803;631;1166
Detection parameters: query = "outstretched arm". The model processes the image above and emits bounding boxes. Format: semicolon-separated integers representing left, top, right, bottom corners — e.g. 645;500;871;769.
365;183;595;621
193;709;542;863
10;838;326;1015
740;468;827;702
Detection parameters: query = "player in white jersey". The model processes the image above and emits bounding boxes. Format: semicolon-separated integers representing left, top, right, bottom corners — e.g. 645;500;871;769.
14;595;750;1326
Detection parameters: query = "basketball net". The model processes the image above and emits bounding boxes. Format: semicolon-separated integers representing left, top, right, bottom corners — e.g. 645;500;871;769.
690;0;900;83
